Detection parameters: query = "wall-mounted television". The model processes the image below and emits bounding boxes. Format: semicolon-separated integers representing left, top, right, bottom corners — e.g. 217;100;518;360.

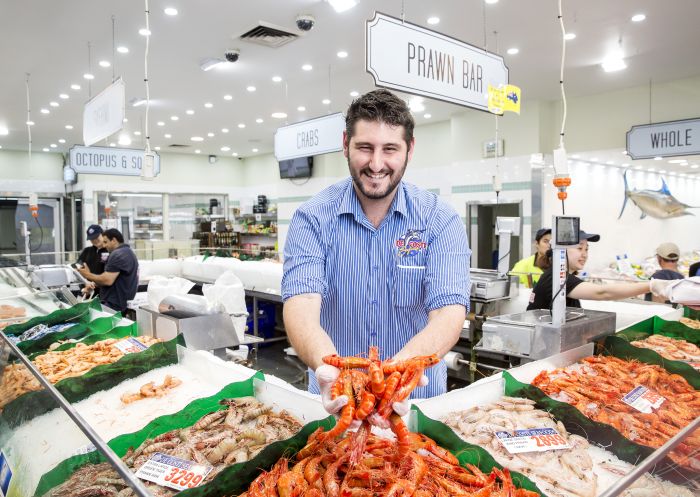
279;156;313;179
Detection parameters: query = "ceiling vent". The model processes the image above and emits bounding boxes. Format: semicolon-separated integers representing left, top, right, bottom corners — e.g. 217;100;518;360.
238;22;299;48
168;143;189;149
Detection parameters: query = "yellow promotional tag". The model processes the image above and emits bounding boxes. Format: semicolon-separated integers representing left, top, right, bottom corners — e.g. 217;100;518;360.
488;84;521;115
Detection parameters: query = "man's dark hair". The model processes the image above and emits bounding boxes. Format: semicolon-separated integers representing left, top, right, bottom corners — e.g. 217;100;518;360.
345;89;415;148
102;228;124;244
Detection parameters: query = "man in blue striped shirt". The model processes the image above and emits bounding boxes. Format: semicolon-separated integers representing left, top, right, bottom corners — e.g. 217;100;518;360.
282;89;471;411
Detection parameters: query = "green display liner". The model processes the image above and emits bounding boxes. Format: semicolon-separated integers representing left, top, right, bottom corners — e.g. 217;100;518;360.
619;315;700;344
2;299;103;337
411;406;544;496
684;306;700;321
503;371;694;484
602;335;700;390
19;314;124;357
1;337;180;431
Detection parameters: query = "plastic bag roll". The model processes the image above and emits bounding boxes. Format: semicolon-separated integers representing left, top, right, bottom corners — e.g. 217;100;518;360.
444;351;464;371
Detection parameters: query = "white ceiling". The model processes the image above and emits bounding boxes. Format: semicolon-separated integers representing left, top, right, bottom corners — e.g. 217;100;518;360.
1;0;700;164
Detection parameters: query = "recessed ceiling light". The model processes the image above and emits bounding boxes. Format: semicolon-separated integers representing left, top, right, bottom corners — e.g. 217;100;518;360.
232;152;239;157
246;86;256;92
117;46;129;54
109;143;116;147
139;28;151;36
297;106;306;111
58;139;66;143
186;109;194;115
154;146;161;151
204;102;213;108
668;159;686;164
156;121;164;126
83;73;94;80
271;112;287;119
50;101;59;107
71;84;81;90
221;146;230;152
191;136;203;142
123;118;128;123
134;131;141;136
272;75;282;83
238;123;246;128
99;60;111;68
506;48;519;55
337;50;348;58
322;99;331;105
327;0;358;12
570;154;580;159
427;16;440;25
631;13;646;22
252;148;259;153
65;124;73;129
0;127;8;136
302;64;313;71
648;167;656;171
590;157;599;161
423;113;432;119
485;0;499;4
223;94;233;101
207;132;215;137
170;115;179;121
195;149;201;154
621;163;630;167
601;52;627;72
606;160;615;165
689;164;699;169
221;128;229;133
164;7;178;16
659;169;667;173
40;108;50;114
256;118;263;124
564;33;576;41
654;156;663;160
43;147;49;152
118;134;131;145
164;133;172;138
50;143;57;148
59;93;69;99
350;91;359;97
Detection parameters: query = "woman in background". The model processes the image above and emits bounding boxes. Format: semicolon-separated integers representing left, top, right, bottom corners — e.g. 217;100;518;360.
512;228;551;288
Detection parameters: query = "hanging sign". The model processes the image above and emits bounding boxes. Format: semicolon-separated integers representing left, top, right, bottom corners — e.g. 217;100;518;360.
83;78;126;146
274;112;345;161
69;146;161;176
626;117;700;159
366;12;508;112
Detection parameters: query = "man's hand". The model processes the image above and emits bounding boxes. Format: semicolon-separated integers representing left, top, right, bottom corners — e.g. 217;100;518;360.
76;265;91;277
81;282;96;295
315;364;347;415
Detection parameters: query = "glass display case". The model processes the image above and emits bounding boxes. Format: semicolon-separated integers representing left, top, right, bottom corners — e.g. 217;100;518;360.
0;267;70;330
232;210;278;260
96;193;164;242
168;193;227;241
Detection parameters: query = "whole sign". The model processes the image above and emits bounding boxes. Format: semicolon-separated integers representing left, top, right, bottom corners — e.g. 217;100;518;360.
626;117;700;159
274;113;345;161
69;146;161;176
366;12;508;112
83;78;126;147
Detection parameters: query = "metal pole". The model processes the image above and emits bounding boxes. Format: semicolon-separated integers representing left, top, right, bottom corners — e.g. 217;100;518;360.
0;333;153;497
597;415;700;497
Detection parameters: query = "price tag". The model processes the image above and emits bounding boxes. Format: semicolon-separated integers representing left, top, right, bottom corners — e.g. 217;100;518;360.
113;337;148;354
135;452;212;491
621;385;665;413
495;427;570;454
71;443;96;457
254;213;262;222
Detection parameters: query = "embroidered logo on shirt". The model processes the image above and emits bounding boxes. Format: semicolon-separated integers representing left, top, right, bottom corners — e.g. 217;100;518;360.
395;229;427;257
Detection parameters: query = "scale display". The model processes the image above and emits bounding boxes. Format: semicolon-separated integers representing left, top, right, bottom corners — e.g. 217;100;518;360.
554;217;580;246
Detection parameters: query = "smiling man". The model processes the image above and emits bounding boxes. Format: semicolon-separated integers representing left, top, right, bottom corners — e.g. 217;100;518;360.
282;89;471;412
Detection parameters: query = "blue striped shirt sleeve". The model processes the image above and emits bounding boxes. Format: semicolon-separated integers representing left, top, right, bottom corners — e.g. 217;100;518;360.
281;208;328;301
424;208;471;312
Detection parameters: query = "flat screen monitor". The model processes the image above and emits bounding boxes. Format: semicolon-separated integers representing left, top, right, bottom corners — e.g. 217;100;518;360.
279;156;313;179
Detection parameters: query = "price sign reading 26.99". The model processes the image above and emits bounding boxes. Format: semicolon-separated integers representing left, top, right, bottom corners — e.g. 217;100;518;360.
495;427;571;454
134;452;212;491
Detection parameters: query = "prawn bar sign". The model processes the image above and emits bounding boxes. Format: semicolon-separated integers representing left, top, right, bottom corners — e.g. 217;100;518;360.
366;12;508;112
626;117;700;159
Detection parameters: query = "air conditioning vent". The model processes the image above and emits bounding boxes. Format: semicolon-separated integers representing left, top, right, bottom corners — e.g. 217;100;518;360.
168;143;189;148
238;22;299;48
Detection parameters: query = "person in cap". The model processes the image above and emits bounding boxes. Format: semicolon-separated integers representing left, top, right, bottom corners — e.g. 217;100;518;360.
645;242;684;302
512;227;551;288
527;229;672;311
76;224;108;275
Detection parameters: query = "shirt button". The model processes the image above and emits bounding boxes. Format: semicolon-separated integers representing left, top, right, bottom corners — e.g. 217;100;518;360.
370;331;377;337
371;300;377;305
372;265;378;271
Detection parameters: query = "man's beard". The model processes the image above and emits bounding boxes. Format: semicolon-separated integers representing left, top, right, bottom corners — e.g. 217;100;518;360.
348;152;409;200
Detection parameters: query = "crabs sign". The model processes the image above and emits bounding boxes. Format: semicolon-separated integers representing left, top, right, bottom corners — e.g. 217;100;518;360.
395;229;428;257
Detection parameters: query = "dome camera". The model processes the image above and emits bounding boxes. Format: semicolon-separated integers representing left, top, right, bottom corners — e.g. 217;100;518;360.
224;48;240;63
296;14;315;32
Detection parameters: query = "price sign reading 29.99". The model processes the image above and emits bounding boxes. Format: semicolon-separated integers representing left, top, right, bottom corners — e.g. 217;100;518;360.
495;427;571;454
135;452;212;491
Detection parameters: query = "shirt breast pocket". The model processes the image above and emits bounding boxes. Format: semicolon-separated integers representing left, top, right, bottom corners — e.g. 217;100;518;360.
393;265;426;308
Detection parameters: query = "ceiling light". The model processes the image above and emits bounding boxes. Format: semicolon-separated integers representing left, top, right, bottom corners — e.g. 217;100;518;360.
659;169;667;173
621;163;630;167
59;93;69;99
134;131;141;136
71;84;81;90
622;150;628;154
170;115;179;121
132;99;147;107
564;33;576;40
58;138;66;143
246;86;256;92
350;91;359;97
164;133;172;138
154;146;161;151
118;134;131;146
238;123;246;128
570;154;580;159
322;98;331;105
327;0;358;13
204;102;213;108
164;7;178;15
337;50;348;58
40;108;50;114
0;127;8;136
65;124;73;129
43;147;49;152
631;13;646;22
506;48;519;55
272;75;282;82
99;60;111;68
117;46;129;54
590;157;599;161
83;73;94;80
252;148;259;153
485;0;499;4
207;132;214;137
272;112;287;119
691;164;699;169
654;156;663;160
26;120;35;126
191;136;203;142
50;143;57;148
302;64;313;71
232;152;239;157
109;143;116;147
195;149;201;154
427;16;440;25
50;101;59;107
139;28;151;36
256;118;263;124
668;159;686;164
423;113;432;119
223;94;233;101
186;109;194;115
222;128;229;133
601;52;627;72
648;167;656;171
297;106;306;111
123;118;128;123
408;96;425;112
200;58;225;72
606;160;615;165
221;146;230;152
157;121;165;126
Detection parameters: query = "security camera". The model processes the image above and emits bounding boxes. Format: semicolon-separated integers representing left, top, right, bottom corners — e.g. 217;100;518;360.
224;49;240;63
296;14;315;32
208;155;218;164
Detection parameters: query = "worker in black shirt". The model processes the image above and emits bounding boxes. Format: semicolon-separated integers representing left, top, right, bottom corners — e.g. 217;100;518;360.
76;225;108;297
527;230;671;311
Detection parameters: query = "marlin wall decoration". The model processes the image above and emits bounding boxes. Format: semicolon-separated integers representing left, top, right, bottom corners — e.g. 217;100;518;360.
619;169;698;219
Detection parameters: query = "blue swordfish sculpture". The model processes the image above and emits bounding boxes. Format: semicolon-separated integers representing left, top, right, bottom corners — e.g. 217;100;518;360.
619;169;698;220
